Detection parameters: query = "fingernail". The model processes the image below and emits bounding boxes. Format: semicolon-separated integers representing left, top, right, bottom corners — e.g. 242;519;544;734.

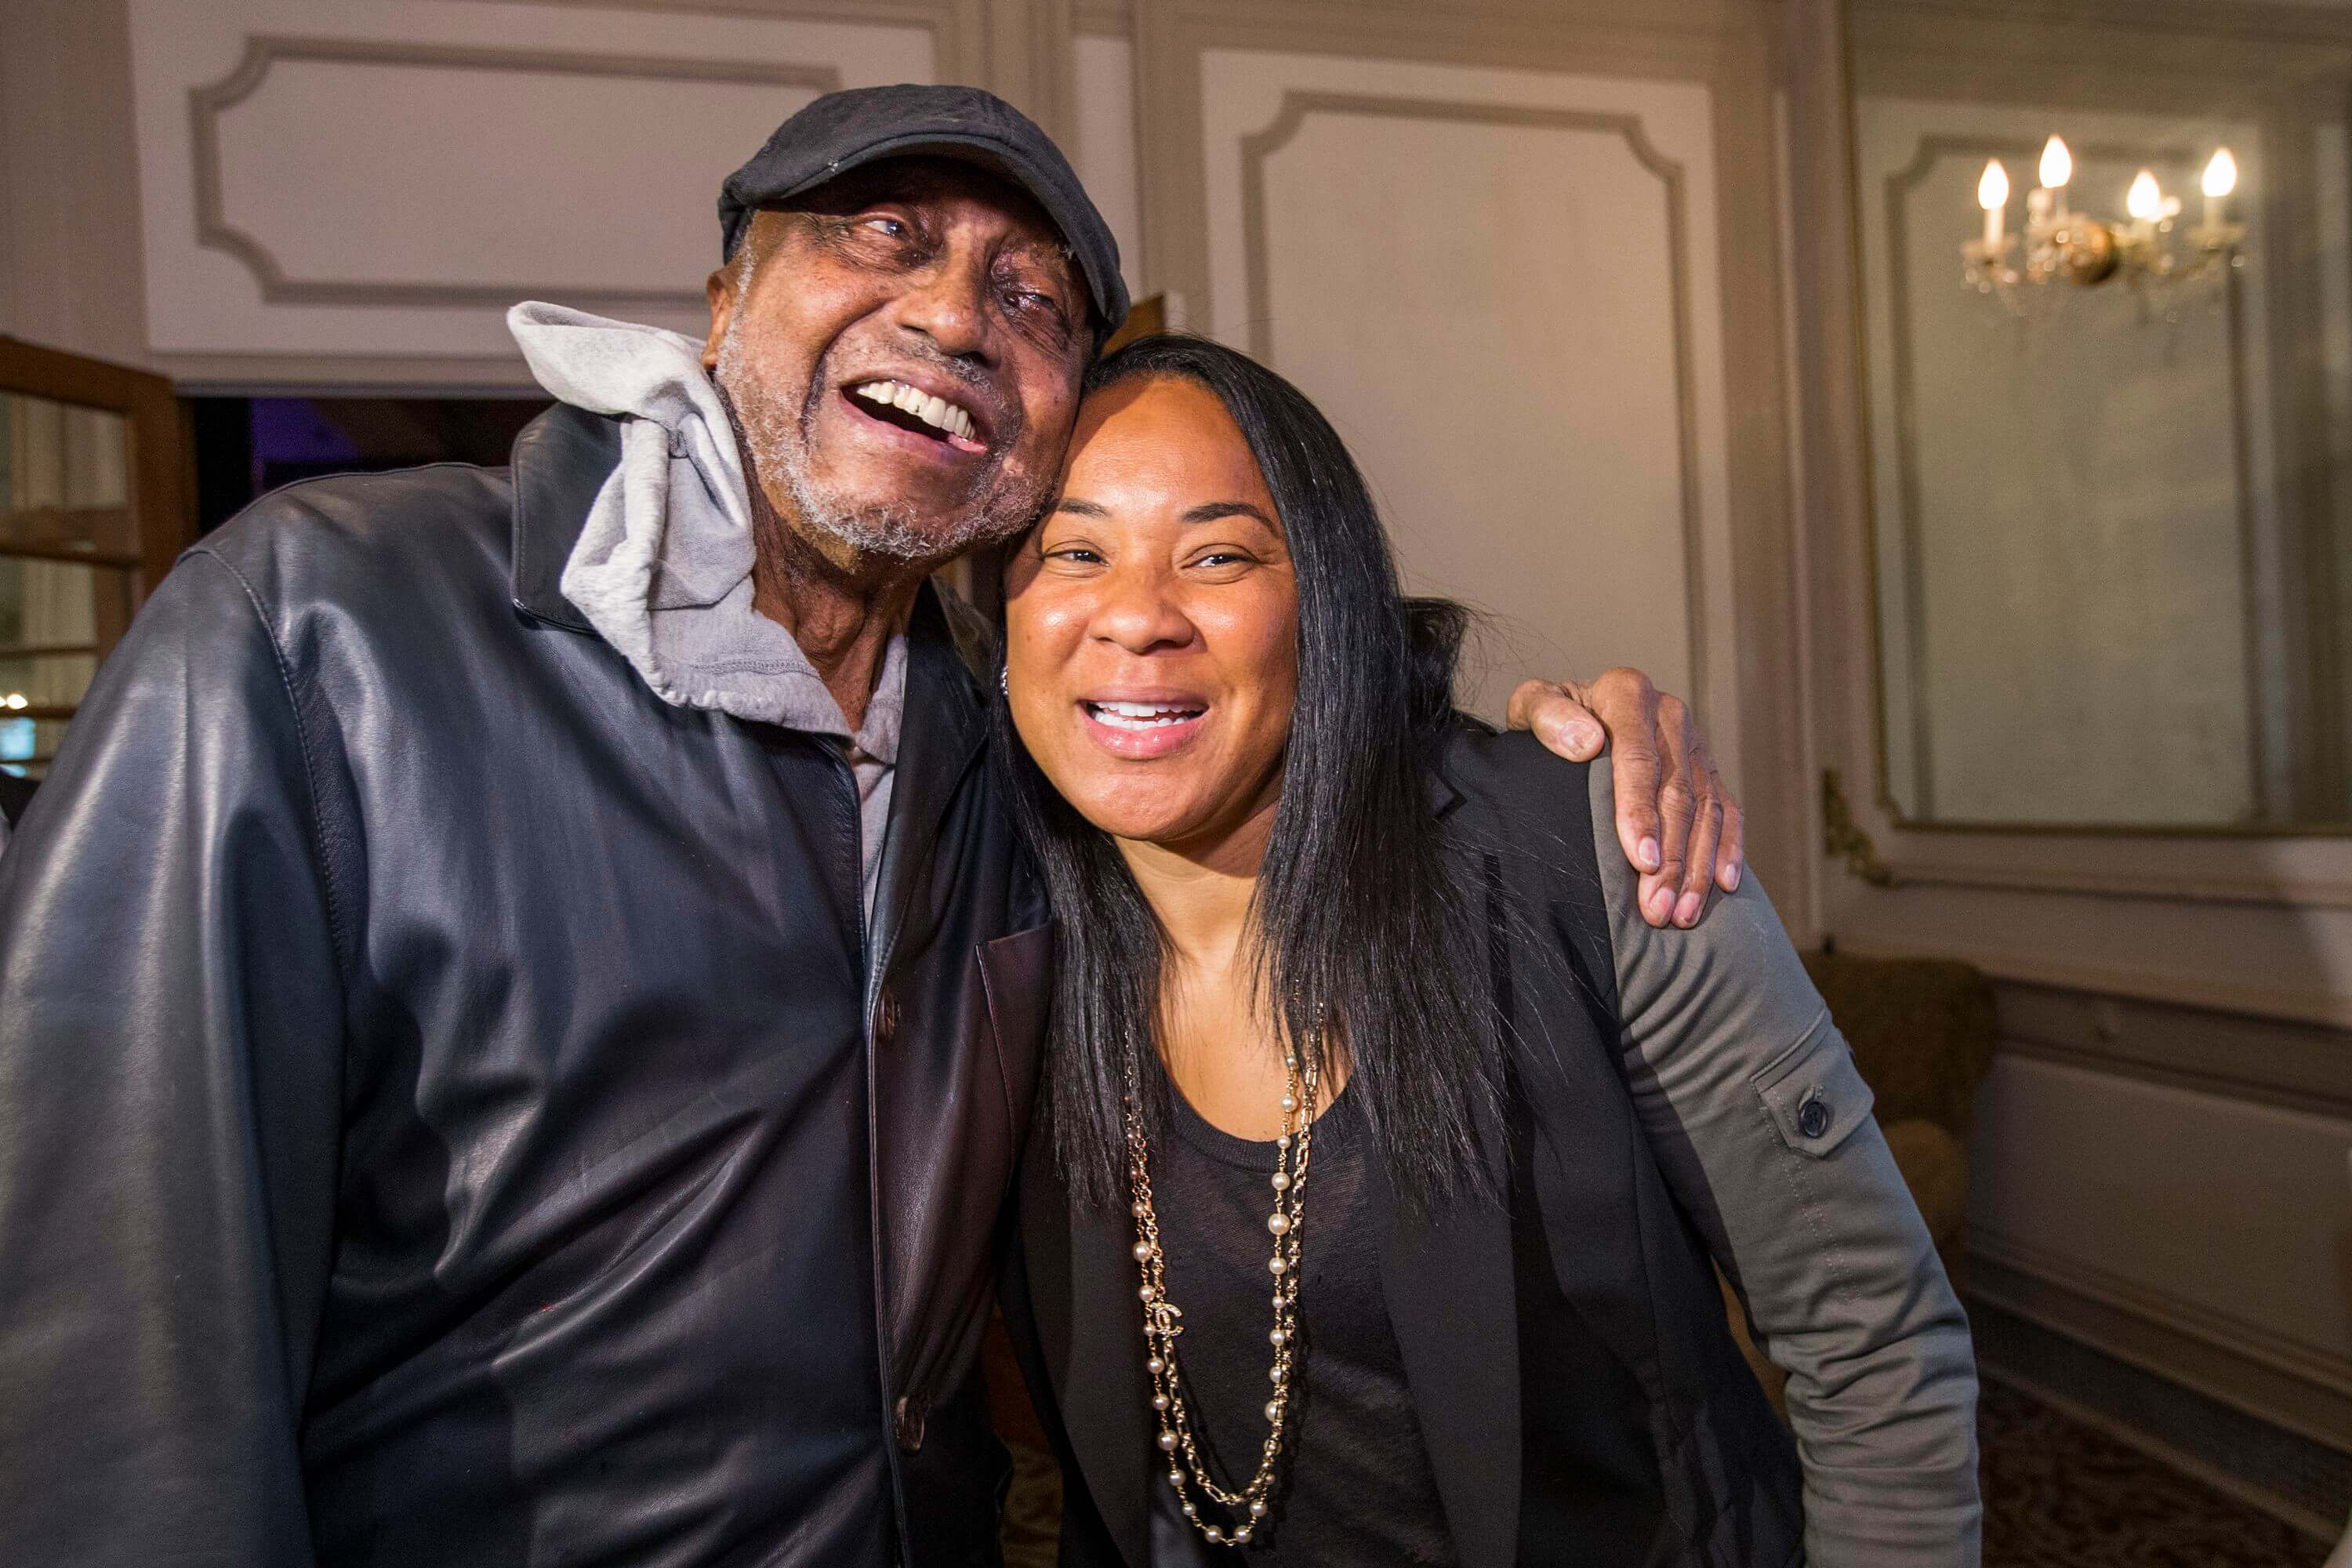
1638;837;1661;872
1724;862;1742;891
1570;724;1600;753
1675;892;1702;927
1647;886;1675;924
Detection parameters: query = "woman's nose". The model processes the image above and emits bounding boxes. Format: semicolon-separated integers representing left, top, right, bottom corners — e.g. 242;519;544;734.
1091;564;1196;655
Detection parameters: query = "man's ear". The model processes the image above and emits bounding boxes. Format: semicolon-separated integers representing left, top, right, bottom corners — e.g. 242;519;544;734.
702;264;738;373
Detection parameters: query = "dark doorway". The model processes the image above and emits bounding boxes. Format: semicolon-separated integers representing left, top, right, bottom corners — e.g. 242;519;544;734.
190;395;551;537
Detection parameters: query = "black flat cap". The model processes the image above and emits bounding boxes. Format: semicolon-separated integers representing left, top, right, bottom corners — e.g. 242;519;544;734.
719;83;1129;342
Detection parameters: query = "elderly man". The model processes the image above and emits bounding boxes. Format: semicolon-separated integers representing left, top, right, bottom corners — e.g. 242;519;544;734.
0;88;1739;1566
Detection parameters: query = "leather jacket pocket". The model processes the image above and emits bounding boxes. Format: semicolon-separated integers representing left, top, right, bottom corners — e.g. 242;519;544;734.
1751;1019;1875;1160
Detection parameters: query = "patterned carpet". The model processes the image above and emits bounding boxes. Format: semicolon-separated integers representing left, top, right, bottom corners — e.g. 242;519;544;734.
1981;1381;2329;1568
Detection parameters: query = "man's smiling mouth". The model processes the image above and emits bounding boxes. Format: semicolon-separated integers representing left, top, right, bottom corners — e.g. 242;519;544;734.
849;379;988;452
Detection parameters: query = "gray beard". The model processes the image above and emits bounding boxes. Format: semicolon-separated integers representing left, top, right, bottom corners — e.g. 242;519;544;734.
714;311;1043;564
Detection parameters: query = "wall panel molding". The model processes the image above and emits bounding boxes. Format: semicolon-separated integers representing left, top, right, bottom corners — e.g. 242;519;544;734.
1130;0;1809;923
1231;92;1711;724
426;0;989;82
1796;2;2352;1022
125;0;938;380
187;35;840;314
1994;978;2352;1116
1874;129;2266;828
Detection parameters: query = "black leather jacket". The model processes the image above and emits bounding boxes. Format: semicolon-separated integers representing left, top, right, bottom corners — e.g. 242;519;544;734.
0;405;1048;1567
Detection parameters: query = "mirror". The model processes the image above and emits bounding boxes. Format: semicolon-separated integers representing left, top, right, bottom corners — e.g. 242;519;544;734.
0;392;140;781
1848;0;2352;830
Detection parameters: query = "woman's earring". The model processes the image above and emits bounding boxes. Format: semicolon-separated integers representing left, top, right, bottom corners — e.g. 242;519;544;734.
1000;666;1009;698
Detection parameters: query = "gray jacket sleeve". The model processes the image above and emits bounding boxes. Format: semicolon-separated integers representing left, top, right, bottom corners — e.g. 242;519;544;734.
1587;758;1981;1566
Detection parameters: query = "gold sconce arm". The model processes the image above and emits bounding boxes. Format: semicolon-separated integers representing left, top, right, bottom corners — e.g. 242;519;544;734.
1823;768;1898;887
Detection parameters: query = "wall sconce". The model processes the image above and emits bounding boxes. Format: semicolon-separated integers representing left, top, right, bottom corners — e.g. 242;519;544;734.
1962;136;2245;314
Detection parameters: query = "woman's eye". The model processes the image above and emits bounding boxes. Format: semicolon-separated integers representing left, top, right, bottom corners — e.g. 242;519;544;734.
1192;550;1254;570
1045;546;1104;565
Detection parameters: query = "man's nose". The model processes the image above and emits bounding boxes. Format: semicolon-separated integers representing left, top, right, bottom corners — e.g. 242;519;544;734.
895;250;993;362
1092;564;1196;655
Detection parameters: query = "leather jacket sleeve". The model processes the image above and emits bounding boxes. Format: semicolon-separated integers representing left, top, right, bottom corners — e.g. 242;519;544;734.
0;548;345;1566
1585;758;1984;1566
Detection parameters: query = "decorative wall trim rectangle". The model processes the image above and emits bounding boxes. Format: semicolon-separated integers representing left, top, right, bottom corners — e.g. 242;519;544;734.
1234;89;1711;730
1874;128;2269;830
1131;0;1811;928
187;34;841;312
1806;2;2352;969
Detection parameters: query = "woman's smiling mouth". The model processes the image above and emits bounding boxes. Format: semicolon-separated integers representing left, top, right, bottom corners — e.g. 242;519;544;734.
1079;696;1209;758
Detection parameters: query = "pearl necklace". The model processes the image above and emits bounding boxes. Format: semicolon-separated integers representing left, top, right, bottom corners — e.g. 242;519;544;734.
1125;1043;1319;1549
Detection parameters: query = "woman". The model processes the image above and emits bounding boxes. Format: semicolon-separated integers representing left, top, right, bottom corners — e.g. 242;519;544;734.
991;336;1979;1566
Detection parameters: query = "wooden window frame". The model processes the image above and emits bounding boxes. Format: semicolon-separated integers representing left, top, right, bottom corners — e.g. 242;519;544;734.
0;336;192;741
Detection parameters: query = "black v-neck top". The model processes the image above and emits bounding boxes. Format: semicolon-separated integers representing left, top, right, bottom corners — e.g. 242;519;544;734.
1143;1080;1459;1566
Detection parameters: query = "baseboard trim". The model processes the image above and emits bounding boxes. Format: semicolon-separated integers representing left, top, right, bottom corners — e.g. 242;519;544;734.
1969;1231;2352;1431
1966;1298;2352;1542
1976;1358;2340;1544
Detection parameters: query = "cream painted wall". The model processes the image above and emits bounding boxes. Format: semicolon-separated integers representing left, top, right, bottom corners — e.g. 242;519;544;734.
0;0;151;368
1069;31;1143;301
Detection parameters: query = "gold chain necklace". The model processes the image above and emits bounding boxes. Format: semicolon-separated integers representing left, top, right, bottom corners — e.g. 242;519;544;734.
1124;1040;1319;1549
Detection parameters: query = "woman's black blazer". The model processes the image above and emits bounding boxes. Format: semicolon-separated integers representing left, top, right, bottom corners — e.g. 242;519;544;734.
993;728;1981;1567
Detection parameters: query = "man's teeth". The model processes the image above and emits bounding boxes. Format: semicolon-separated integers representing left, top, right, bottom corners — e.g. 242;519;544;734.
1087;700;1203;731
852;379;976;441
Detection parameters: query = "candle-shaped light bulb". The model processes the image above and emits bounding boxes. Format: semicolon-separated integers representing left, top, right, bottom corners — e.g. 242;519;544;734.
1979;158;2009;249
2126;169;2163;223
2202;147;2238;200
2202;147;2237;230
2039;136;2073;191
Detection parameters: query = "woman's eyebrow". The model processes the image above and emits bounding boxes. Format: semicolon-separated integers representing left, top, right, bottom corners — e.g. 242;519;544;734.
1181;501;1276;527
1050;497;1109;517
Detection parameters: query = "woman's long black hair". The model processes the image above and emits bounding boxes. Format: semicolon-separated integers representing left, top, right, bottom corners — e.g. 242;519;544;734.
993;332;1500;1212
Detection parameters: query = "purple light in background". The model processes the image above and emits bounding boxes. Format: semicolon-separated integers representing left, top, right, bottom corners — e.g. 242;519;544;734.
249;400;361;487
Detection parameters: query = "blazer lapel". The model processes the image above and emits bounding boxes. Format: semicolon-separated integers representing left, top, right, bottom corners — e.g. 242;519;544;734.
976;924;1054;1160
1021;1146;1154;1566
1377;1101;1522;1568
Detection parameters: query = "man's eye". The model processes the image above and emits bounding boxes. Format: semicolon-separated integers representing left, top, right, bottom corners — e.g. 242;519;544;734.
863;216;910;239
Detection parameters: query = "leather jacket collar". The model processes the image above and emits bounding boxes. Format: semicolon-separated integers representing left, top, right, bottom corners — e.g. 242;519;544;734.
509;401;615;634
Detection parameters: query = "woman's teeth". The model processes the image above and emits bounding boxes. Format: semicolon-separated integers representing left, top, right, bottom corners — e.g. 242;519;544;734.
1087;700;1203;731
852;379;976;441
